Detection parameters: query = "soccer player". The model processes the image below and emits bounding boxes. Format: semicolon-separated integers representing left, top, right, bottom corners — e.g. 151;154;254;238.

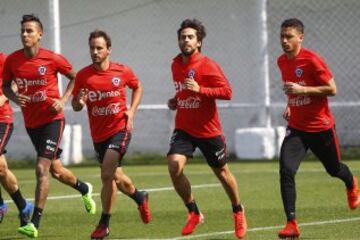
167;19;247;239
2;14;96;238
71;30;151;240
0;52;33;226
277;18;360;239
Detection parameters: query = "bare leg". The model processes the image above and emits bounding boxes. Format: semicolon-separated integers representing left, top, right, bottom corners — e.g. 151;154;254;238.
34;158;52;209
167;154;194;204
0;155;18;194
114;167;136;196
49;159;77;186
100;149;119;214
212;164;240;205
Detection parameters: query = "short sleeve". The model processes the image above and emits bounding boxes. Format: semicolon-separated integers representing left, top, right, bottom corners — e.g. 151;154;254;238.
311;55;333;84
72;72;83;97
53;53;73;76
124;66;140;89
2;57;13;82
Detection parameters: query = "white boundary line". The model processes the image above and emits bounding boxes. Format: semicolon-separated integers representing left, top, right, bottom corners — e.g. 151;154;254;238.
14;167;360;184
4;183;221;203
113;217;360;240
4;181;360;239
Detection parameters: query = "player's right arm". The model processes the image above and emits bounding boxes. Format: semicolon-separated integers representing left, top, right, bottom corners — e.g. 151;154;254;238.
167;96;177;110
71;88;88;112
283;103;290;121
2;79;30;107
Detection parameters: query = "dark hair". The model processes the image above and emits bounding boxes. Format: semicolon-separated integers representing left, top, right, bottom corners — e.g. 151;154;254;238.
177;19;206;51
281;18;304;34
21;14;43;31
88;30;112;48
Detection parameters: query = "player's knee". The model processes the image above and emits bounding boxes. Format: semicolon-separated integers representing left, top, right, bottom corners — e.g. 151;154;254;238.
49;167;61;179
101;170;114;183
0;165;7;178
35;162;50;178
280;167;296;178
168;160;183;178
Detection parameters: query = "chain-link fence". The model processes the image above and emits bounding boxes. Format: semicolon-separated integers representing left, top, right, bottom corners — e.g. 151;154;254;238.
0;0;359;160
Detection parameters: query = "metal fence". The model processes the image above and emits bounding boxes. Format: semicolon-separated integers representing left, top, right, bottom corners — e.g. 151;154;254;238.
0;0;359;160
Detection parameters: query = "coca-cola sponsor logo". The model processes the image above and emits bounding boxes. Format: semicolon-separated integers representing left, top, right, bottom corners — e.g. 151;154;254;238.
92;103;120;116
88;90;120;102
177;97;200;109
288;95;311;107
30;91;47;103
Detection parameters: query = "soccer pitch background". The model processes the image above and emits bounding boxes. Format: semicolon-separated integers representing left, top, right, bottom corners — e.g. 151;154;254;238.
1;159;360;239
1;0;360;160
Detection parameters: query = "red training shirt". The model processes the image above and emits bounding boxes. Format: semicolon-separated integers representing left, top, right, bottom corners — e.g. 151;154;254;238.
73;62;140;143
3;48;72;128
0;53;13;123
171;52;232;138
277;48;335;132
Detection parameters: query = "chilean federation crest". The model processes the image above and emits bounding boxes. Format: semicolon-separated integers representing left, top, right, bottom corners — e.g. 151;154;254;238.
38;65;47;75
188;69;196;79
112;77;121;86
295;67;303;78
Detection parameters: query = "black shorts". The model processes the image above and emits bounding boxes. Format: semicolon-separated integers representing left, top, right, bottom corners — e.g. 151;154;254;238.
93;130;131;166
26;119;64;160
167;129;227;168
280;126;341;174
0;123;13;155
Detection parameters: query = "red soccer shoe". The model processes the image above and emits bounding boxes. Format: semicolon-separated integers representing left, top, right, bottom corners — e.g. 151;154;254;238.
278;219;300;239
181;212;204;236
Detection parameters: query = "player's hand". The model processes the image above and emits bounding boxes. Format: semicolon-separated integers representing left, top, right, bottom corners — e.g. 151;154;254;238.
184;78;200;92
125;110;135;131
15;93;31;107
283;82;306;95
50;98;65;113
283;107;290;121
77;88;89;105
167;97;177;110
0;95;7;107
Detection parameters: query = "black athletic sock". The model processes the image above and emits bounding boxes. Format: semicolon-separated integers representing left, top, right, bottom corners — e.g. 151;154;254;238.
232;204;243;213
0;188;4;205
10;189;26;211
31;207;43;229
185;201;200;215
130;189;144;205
73;179;89;195
99;213;111;227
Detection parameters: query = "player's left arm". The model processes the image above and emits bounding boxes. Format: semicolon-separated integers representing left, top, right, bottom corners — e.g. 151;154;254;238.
185;61;232;100
125;82;143;131
283;78;336;97
51;70;76;113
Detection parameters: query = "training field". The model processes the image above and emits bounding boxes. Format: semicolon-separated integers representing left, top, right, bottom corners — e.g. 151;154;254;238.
1;159;360;239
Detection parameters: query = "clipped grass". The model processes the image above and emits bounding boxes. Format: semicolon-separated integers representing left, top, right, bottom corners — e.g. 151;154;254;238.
0;159;360;239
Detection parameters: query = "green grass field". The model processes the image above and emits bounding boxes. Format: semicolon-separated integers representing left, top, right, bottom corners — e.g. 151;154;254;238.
1;159;360;239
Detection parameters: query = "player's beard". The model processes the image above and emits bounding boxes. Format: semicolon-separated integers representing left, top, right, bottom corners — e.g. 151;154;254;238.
181;46;197;56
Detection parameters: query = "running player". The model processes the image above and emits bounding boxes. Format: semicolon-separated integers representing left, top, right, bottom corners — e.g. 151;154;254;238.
2;14;96;238
277;18;360;239
0;51;33;226
72;30;151;240
167;19;247;239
